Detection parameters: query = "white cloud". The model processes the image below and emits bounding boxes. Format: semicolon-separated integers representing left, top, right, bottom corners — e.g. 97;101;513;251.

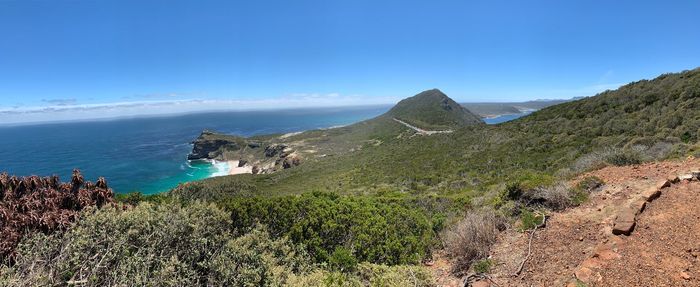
0;93;400;125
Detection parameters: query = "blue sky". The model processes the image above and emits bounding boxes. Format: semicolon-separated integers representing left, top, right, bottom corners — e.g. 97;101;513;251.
1;0;699;123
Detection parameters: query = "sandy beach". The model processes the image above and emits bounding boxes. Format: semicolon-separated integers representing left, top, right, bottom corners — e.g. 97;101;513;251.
228;160;253;175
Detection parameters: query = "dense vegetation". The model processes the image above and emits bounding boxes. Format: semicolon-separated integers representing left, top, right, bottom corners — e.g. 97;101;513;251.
1;202;435;287
385;89;484;129
0;170;113;263
2;68;699;285
225;192;435;267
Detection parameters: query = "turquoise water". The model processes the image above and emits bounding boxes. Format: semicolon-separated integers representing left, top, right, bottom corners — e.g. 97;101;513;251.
0;106;389;194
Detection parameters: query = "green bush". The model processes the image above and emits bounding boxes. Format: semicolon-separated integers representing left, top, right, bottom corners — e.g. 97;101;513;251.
577;176;604;191
286;263;435;287
225;192;435;266
520;210;545;231
472;259;494;274
1;202;310;286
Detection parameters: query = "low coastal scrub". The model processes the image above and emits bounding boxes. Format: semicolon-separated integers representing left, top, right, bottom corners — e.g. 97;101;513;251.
1;200;437;287
1;202;310;286
225;192;435;267
287;263;435;287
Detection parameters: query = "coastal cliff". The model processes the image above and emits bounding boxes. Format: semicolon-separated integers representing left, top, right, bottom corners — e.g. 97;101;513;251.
187;130;244;160
188;130;302;174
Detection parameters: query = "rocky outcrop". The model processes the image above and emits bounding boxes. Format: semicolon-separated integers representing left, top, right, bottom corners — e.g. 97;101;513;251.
264;144;287;157
188;130;241;160
188;130;306;174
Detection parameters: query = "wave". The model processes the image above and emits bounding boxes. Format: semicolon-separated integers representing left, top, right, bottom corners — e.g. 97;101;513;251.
208;160;231;177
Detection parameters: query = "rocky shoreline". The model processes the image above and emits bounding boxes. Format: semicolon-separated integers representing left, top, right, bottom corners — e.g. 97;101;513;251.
188;130;302;175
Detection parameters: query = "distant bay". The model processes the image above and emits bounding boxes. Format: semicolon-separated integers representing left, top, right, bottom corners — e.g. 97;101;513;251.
0;106;389;194
483;111;533;124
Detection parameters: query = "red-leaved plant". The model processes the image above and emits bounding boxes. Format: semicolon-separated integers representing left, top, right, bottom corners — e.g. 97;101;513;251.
0;169;114;263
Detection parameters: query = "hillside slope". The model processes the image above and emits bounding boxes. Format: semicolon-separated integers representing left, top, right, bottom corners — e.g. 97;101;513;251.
387;89;484;129
486;159;700;286
180;68;700;200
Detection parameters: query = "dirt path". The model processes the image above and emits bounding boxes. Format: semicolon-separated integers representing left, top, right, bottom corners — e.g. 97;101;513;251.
392;118;453;135
482;158;700;287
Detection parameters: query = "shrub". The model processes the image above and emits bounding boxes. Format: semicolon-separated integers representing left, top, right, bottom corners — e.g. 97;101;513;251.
472;259;494;274
569;189;589;206
226;192;435;266
0;202;310;286
577;176;604;191
286;263;435;287
0;170;113;262
603;149;642;166
442;209;503;275
519;210;545;231
522;183;572;210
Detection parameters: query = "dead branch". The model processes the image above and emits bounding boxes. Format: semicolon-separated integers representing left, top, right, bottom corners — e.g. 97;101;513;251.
513;211;546;276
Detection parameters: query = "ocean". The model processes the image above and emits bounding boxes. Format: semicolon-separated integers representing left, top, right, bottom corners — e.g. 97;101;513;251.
0;106;389;194
0;106;528;194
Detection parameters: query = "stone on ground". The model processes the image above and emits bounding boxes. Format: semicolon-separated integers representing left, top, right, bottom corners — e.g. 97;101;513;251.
612;208;637;235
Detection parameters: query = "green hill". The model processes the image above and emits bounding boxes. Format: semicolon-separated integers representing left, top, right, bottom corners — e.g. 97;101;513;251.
386;88;484;129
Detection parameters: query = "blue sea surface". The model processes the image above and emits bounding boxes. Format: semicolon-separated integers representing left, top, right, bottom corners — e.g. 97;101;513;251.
483;111;533;124
0;106;389;194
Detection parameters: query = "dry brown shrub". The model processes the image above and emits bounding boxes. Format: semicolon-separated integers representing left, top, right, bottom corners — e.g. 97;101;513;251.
442;209;504;275
0;169;114;263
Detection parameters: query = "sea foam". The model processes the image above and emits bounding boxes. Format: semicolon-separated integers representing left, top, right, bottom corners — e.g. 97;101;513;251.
209;160;231;177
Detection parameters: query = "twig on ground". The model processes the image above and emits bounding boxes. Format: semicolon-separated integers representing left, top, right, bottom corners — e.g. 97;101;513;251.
513;211;546;277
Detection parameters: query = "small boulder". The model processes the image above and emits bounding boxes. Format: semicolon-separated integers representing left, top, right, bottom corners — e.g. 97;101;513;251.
612;208;637;235
667;175;680;184
640;187;661;202
691;170;700;179
656;179;671;189
470;280;490;287
680;174;694;181
629;197;647;214
680;271;691;280
574;266;595;284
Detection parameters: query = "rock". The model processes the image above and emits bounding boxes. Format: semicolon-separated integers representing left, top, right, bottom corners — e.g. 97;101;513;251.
692;170;700;179
282;155;301;169
251;166;260;174
640;187;661;202
188;131;241;160
237;160;247;167
264;144;287;157
574;266;595;283
680;174;694;181
680;271;691;280
656;179;671;189
667;175;680;184
470;280;490;287
629;197;647;214
612;208;637;235
247;142;261;148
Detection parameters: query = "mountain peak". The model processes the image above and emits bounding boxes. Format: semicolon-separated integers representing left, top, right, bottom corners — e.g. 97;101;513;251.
385;89;483;129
